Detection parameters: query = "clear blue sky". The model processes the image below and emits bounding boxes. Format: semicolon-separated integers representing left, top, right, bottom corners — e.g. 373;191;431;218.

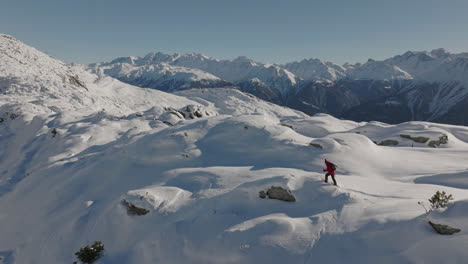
2;0;468;64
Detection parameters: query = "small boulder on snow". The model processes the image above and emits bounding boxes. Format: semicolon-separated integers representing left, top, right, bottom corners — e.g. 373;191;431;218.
400;134;429;143
159;104;214;125
261;186;296;202
122;199;150;216
309;142;323;149
378;139;399;146
428;221;461;235
428;134;448;148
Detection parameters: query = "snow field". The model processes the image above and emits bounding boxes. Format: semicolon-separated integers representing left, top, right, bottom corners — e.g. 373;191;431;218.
2;34;468;263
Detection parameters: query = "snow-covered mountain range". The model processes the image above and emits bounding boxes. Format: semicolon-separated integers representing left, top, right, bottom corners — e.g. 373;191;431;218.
91;53;299;98
93;48;468;125
2;34;468;263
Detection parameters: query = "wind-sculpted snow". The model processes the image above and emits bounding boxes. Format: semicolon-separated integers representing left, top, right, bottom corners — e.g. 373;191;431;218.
126;186;193;213
2;34;468;263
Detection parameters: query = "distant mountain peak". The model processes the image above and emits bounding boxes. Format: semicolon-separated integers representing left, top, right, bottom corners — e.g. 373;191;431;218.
430;48;449;58
233;55;255;64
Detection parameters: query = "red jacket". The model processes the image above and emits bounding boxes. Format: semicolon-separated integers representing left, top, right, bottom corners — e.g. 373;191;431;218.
324;160;336;175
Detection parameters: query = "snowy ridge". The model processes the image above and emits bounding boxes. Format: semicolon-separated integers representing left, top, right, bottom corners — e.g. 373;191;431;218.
346;59;413;80
91;60;231;93
95;48;468;85
0;34;87;96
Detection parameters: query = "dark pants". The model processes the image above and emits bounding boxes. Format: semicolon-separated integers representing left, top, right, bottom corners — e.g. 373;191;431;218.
325;173;337;185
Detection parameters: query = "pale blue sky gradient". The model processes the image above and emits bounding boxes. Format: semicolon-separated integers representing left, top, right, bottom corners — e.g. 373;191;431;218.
2;0;468;64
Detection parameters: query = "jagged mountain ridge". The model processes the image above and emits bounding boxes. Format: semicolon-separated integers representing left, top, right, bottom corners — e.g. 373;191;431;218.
91;49;468;124
92;48;468;125
91;52;299;97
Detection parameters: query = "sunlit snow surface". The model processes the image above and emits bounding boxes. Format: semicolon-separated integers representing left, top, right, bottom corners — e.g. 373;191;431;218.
1;34;468;263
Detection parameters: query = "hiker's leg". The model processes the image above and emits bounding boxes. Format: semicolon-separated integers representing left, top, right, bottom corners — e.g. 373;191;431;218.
325;173;330;183
331;174;337;185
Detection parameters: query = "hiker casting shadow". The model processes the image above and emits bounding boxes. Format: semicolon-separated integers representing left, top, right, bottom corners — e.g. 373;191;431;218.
323;159;337;185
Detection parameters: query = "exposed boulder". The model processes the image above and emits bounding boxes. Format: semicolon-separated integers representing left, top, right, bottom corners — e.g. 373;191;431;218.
68;74;88;90
378;139;399;146
185;105;207;119
428;134;448;148
309;142;323;149
162;104;213;122
121;199;149;216
428;221;461;235
259;190;267;199
163;107;186;119
400;134;429;143
263;186;296;202
5;112;18;120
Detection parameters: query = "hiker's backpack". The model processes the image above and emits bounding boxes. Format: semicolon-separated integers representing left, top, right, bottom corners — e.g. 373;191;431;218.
330;163;337;171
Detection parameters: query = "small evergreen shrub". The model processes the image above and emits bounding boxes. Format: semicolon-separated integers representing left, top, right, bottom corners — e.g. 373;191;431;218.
51;128;58;137
429;191;453;210
74;241;104;264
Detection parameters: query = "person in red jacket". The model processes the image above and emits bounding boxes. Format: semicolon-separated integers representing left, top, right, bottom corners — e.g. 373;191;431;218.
323;159;337;185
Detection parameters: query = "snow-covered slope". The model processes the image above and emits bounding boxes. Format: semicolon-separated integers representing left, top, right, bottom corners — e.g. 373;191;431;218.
2;35;468;264
0;34;88;97
90;60;231;93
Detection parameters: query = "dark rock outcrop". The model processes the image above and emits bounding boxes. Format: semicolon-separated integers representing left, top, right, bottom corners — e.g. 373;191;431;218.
309;142;323;149
428;135;448;148
428;221;461;235
264;186;296;202
378;139;399;146
399;134;429;143
122;199;149;216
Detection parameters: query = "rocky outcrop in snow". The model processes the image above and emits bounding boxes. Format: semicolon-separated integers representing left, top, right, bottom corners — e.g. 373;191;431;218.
260;186;296;202
428;221;461;235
